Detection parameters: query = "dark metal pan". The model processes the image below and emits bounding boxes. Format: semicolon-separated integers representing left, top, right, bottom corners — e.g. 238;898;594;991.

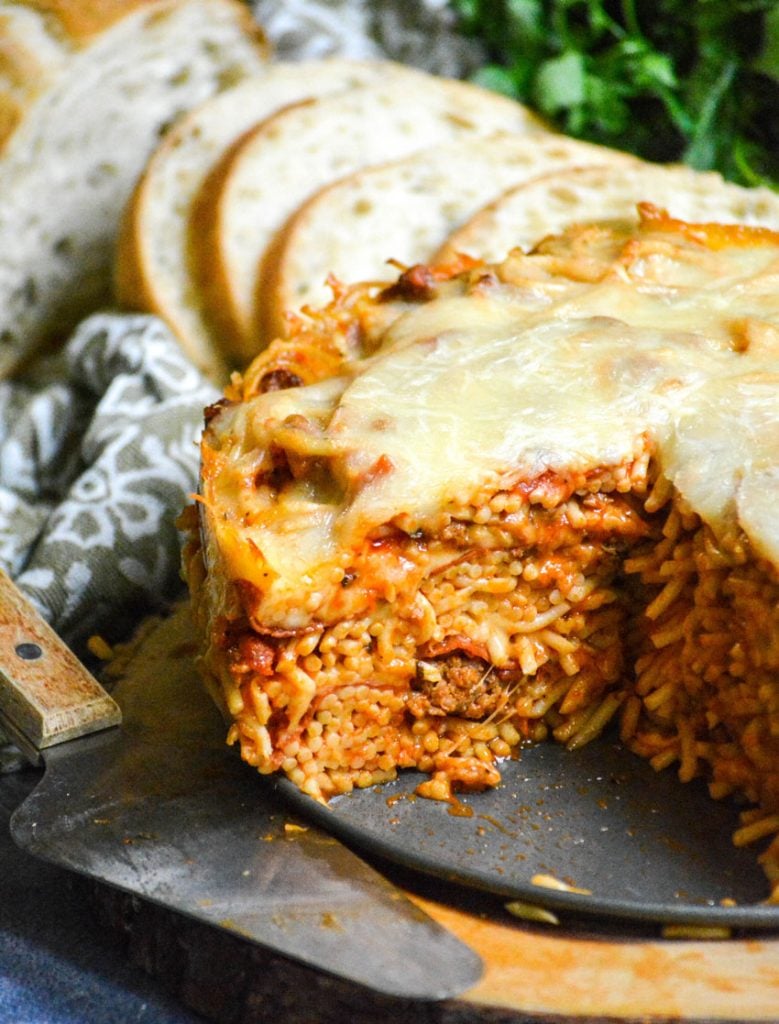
276;735;779;931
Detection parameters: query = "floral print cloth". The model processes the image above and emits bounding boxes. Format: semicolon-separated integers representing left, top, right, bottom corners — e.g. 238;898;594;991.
0;315;217;650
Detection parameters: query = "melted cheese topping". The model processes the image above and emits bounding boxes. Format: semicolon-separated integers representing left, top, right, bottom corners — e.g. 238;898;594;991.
203;216;779;625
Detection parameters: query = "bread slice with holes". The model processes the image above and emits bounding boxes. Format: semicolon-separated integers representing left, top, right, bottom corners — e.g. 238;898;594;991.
115;58;437;381
263;133;631;339
191;74;549;363
0;0;268;377
435;162;779;266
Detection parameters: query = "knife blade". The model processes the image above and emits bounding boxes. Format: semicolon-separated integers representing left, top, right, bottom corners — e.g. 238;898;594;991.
0;571;482;1000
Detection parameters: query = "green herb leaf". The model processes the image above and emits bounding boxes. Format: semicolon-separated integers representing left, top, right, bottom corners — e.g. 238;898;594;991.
471;65;519;97
752;5;779;82
450;0;779;190
533;51;586;115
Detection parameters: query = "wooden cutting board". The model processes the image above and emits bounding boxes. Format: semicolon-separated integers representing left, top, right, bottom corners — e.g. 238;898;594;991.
90;605;779;1024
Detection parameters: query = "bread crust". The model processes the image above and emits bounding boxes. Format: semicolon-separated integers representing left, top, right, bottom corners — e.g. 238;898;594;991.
18;0;161;42
190;98;315;365
114;132;237;381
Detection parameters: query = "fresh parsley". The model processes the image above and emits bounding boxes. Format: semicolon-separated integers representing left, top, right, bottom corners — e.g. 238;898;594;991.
451;0;779;188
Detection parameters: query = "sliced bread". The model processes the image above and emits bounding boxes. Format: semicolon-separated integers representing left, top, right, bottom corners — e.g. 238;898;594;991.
0;0;268;378
115;58;434;381
436;162;779;266
263;133;629;338
191;73;548;363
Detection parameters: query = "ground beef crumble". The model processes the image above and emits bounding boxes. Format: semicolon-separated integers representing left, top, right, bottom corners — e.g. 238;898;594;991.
408;651;504;719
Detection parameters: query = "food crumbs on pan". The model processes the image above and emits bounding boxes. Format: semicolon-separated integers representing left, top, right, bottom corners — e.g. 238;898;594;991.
505;900;560;925
661;925;732;940
87;634;113;660
531;873;592;895
284;822;308;834
386;791;416;808
171;640;199;659
479;814;515;836
122;832;156;844
320;912;343;931
447;795;474;817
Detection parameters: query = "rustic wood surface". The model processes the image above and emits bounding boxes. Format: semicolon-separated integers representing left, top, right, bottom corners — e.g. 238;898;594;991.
87;606;779;1024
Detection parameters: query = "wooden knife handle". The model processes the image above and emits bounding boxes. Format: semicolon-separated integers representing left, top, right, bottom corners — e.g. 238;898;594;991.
0;568;121;760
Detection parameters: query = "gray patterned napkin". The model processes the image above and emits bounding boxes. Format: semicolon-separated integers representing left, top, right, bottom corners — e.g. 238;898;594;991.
252;0;484;76
0;314;217;648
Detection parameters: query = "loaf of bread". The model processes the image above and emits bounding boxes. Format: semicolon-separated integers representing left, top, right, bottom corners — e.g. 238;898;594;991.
190;73;547;362
0;0;268;377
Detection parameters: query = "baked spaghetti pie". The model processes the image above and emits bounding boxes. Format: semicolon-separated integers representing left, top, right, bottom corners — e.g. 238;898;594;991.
182;205;779;891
